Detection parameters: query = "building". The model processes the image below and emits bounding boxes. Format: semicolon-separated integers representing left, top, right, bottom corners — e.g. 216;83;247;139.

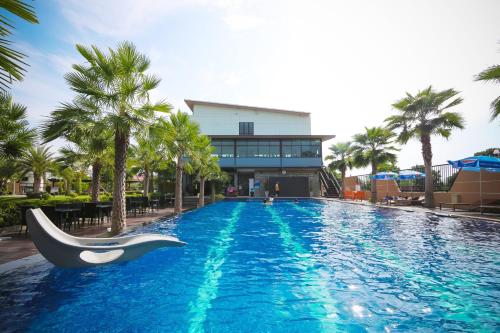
187;99;335;197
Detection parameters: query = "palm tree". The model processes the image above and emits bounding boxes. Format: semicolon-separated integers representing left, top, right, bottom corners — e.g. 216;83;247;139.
351;127;398;203
129;122;170;196
59;42;170;234
0;92;36;159
325;141;352;198
0;0;39;90
19;145;54;194
162;111;201;214
42;97;112;202
191;135;220;207
386;86;464;208
474;63;500;121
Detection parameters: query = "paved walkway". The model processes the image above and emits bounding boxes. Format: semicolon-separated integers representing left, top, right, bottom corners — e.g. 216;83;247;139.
0;206;191;265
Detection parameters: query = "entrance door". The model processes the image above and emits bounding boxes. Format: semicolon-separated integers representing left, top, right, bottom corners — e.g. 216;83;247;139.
269;176;309;197
237;173;254;196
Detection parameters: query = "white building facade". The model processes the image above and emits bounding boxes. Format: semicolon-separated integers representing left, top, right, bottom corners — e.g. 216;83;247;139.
187;100;335;197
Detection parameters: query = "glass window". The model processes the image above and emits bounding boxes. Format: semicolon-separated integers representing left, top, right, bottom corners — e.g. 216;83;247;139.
239;122;254;135
282;139;321;158
212;140;234;158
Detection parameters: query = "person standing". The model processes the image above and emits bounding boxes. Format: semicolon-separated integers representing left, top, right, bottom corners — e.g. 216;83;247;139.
274;181;280;197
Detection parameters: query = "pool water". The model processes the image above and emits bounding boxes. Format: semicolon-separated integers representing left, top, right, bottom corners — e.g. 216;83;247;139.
1;200;499;332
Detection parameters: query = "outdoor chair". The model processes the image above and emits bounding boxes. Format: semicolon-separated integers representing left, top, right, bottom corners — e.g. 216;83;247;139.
19;205;35;236
82;202;99;225
26;208;186;268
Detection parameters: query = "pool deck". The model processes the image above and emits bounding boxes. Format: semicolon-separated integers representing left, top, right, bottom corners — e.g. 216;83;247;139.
325;198;500;223
0;206;192;267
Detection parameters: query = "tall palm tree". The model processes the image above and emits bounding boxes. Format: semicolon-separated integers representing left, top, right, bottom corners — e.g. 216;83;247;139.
60;42;170;234
0;92;36;159
19;145;54;194
191;135;220;207
162;111;201;214
351;127;398;203
474;64;500;121
42;97;112;202
0;0;39;91
325;141;352;198
386;86;464;208
130;125;168;196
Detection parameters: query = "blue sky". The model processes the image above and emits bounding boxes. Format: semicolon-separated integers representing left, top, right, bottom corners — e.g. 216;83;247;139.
10;0;500;174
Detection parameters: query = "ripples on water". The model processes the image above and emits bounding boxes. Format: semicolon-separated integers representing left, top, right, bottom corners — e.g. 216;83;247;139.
0;200;499;332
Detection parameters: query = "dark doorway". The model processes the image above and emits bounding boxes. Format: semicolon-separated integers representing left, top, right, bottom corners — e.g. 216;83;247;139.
237;173;254;196
269;176;309;197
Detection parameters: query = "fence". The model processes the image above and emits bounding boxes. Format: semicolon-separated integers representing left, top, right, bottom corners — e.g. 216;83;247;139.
351;164;459;192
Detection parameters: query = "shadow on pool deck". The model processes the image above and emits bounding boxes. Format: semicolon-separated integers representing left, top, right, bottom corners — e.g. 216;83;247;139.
0;206;194;265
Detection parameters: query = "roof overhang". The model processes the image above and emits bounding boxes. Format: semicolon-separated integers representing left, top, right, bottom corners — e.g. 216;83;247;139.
185;99;310;117
208;135;336;141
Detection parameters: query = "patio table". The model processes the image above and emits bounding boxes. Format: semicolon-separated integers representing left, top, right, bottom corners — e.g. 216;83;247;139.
54;207;81;230
96;204;112;223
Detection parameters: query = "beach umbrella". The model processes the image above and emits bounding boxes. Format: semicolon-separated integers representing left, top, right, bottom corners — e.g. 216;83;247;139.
373;172;398;197
448;156;500;206
398;170;425;197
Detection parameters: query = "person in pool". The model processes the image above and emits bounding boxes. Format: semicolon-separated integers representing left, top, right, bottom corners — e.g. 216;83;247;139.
274;181;280;197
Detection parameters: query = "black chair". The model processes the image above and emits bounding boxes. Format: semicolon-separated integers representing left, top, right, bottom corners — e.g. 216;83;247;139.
126;197;140;217
82;202;98;225
19;205;35;236
40;205;57;224
55;204;78;231
141;196;149;214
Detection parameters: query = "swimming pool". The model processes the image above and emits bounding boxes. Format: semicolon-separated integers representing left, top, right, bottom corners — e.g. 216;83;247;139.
1;200;499;332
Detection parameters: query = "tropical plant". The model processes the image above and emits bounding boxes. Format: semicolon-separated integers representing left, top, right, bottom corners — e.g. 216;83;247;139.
18;145;54;194
191;135;220;207
42;96;113;202
474;62;500;121
325;141;352;197
130;124;168;196
60;42;170;234
386;86;464;208
474;147;500;157
0;92;36;159
351;127;398;203
162;111;200;214
0;159;21;194
0;0;39;90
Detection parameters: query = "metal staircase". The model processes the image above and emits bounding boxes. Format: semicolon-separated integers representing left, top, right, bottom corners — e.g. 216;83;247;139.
319;167;341;198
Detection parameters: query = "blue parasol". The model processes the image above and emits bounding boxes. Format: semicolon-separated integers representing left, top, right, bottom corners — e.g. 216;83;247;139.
372;171;398;180
398;170;425;179
448;155;500;206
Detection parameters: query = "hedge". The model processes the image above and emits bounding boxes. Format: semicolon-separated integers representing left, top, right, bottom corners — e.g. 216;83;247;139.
0;193;143;228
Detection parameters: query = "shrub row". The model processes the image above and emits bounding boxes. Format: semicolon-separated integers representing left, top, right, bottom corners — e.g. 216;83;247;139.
0;193;143;228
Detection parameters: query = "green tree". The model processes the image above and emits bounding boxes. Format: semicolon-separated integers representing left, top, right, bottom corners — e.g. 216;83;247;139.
351;127;398;203
474;62;500;121
42;97;113;202
61;42;170;234
18;145;54;193
130;124;168;196
474;147;500;157
386;86;464;208
325;141;352;197
0;0;38;90
191;135;220;207
0;92;36;159
162;111;200;214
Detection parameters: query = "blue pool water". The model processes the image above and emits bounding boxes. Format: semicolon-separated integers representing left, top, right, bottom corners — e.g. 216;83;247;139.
1;200;499;332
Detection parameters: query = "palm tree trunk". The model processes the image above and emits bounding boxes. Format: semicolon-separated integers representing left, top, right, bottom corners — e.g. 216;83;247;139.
33;172;41;194
421;134;435;208
111;130;129;235
199;176;205;207
174;155;183;214
340;168;346;199
370;163;377;203
91;161;101;203
211;180;216;202
143;167;150;196
64;179;69;195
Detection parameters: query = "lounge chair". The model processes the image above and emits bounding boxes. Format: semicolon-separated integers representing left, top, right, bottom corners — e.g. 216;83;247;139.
26;208;186;268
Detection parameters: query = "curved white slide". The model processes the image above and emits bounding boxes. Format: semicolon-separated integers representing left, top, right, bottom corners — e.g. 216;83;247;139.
26;208;186;268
